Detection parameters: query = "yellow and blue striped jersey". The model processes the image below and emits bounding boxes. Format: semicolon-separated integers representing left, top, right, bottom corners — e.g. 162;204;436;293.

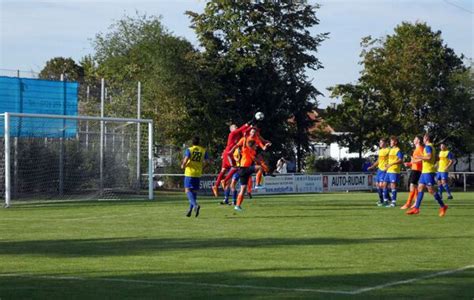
387;147;403;174
377;148;390;171
438;150;454;172
184;145;208;177
422;143;437;174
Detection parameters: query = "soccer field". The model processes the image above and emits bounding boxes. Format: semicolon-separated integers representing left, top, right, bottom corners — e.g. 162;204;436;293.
0;192;473;299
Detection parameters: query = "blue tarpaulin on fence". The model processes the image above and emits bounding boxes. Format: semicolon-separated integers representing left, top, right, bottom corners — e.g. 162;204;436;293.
0;76;78;137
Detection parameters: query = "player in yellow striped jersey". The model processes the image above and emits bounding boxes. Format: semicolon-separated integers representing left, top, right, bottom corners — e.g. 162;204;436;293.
181;136;209;217
383;136;403;207
436;143;454;200
367;138;390;206
407;134;448;217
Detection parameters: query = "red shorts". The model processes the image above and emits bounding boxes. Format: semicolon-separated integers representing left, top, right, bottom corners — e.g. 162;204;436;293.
221;151;236;169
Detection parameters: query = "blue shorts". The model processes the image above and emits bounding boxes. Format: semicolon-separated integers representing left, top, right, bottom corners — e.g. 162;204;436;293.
436;172;449;181
232;171;240;181
184;176;200;190
376;170;386;183
384;173;400;184
419;173;436;186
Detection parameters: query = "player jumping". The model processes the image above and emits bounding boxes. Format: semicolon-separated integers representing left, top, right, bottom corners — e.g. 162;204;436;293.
212;123;251;197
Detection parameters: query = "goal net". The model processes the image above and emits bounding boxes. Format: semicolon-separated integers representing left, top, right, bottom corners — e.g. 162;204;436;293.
0;113;153;207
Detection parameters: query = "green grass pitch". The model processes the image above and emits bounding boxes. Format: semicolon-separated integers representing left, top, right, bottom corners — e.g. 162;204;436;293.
0;192;473;299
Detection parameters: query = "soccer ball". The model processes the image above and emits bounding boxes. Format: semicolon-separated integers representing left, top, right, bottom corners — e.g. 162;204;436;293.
255;112;264;121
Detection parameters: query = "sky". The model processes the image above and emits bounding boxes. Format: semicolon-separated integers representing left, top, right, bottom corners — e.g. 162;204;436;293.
0;0;472;108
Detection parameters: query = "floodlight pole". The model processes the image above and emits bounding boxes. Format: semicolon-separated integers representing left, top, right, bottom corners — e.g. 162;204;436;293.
59;74;65;196
137;81;141;192
100;78;105;195
13;71;20;198
86;86;90;149
4;113;11;207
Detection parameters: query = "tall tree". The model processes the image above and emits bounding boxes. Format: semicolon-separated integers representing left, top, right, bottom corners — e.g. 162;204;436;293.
91;14;223;147
187;0;328;171
39;57;84;81
324;84;383;158
327;22;472;156
360;22;470;147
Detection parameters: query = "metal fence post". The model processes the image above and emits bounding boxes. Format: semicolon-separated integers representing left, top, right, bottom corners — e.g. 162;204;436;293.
464;173;467;192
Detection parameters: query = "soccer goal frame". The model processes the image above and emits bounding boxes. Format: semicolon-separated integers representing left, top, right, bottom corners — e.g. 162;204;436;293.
1;112;154;207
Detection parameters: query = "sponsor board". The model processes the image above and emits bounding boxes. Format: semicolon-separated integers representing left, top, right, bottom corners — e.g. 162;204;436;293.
254;175;297;194
294;175;323;193
322;174;371;191
172;173;371;195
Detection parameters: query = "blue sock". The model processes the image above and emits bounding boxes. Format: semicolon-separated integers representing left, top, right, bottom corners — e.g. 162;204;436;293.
192;192;198;206
377;188;384;202
438;185;444;198
186;191;196;208
415;191;424;208
434;192;445;207
443;184;451;196
224;188;230;201
232;190;237;203
383;188;389;201
391;189;397;201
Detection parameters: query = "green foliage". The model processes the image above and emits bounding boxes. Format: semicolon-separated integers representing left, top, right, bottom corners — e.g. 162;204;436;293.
360;22;471;153
187;0;328;171
39;57;84;81
339;157;367;172
327;22;472;157
91;13;219;147
325;84;383;158
304;155;338;173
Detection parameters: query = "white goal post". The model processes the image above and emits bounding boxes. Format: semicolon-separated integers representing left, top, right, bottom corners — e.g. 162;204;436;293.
1;112;154;207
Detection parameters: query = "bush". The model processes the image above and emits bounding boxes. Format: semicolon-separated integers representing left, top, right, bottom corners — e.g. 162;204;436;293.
305;155;338;173
339;157;367;172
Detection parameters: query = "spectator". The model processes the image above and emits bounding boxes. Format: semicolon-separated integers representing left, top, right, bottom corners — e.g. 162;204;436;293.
276;157;287;174
362;158;372;172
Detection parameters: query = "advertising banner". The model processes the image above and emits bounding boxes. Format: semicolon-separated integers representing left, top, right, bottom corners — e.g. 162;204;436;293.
322;174;372;191
166;173;372;196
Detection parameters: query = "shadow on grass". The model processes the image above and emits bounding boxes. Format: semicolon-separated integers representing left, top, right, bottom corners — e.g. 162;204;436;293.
0;236;469;257
0;267;472;299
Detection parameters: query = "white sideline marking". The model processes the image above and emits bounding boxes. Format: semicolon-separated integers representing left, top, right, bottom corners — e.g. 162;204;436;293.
0;273;353;295
352;265;474;294
1;265;472;295
0;212;143;222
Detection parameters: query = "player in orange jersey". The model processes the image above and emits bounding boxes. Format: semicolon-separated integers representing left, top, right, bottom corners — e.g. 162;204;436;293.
232;139;263;211
221;127;270;189
401;136;424;209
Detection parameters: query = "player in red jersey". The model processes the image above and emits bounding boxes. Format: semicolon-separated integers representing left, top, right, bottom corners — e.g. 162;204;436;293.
212;123;251;197
221;127;270;191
